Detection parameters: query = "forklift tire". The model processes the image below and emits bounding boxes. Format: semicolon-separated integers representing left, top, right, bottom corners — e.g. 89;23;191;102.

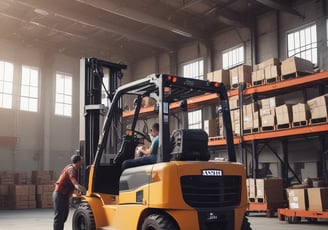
241;216;252;230
141;213;179;230
72;203;96;230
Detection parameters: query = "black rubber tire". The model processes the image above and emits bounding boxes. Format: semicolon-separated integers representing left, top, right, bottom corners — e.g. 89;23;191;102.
141;213;179;230
241;216;252;230
72;203;96;230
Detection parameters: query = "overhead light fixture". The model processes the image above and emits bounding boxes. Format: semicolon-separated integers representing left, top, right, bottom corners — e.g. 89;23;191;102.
34;8;49;16
171;29;192;38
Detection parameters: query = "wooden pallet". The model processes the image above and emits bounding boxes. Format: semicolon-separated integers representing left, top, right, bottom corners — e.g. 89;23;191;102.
265;77;280;84
252;79;265;86
281;71;312;81
252;127;259;133
310;117;328;125
277;123;291;130
248;197;265;203
208;136;224;141
243;129;252;135
260;125;276;132
292;120;308;128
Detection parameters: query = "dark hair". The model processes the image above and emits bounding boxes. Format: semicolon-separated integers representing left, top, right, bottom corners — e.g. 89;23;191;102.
71;154;82;164
152;123;159;132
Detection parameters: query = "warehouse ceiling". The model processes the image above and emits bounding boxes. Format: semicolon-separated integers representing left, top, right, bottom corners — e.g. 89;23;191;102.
0;0;304;64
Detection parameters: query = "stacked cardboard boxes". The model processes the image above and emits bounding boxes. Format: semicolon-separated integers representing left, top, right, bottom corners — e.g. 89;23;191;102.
229;95;240;135
0;171;14;209
281;57;313;79
286;188;308;210
8;184;36;209
243;103;259;134
229;65;252;89
207;69;230;86
259;97;283;131
252;58;281;85
247;178;284;203
307;94;328;124
275;104;292;129
286;179;328;211
307;187;328;211
32;170;55;209
203;119;219;137
292;103;310;127
36;184;55;209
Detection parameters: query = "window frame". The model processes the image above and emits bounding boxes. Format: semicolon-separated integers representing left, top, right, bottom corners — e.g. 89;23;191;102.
287;23;317;66
0;60;14;109
222;45;245;70
182;58;204;128
55;72;73;117
20;65;40;112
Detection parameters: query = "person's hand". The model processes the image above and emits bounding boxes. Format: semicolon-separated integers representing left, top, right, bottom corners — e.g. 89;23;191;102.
75;184;87;194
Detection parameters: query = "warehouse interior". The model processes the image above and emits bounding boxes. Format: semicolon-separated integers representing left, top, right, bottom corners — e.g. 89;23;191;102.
0;0;328;227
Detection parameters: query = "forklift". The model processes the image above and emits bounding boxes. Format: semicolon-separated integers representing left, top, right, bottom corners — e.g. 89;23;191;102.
72;57;251;230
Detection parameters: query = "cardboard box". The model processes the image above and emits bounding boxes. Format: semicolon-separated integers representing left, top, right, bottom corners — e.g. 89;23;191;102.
286;188;308;210
260;108;275;127
281;57;313;76
292;103;310;123
253;111;260;131
212;69;230;86
203;119;218;137
275;104;292;125
248;178;256;198
264;65;281;81
251;69;265;85
207;72;213;81
256;178;284;202
229;95;239;110
261;97;283;110
258;58;280;70
307;187;328;211
229;65;252;87
243;104;255;131
307;94;328;119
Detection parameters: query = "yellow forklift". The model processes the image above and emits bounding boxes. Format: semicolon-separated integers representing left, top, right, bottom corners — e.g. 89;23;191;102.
72;57;251;230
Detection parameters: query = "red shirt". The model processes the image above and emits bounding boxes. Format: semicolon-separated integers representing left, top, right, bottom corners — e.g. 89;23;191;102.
54;164;77;196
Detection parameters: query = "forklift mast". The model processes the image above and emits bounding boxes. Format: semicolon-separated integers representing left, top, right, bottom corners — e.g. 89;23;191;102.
79;57;127;186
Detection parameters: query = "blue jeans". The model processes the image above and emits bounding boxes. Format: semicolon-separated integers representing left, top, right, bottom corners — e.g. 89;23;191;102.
122;154;157;171
53;191;70;230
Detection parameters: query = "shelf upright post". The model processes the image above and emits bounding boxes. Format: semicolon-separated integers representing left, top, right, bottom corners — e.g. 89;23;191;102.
239;83;246;165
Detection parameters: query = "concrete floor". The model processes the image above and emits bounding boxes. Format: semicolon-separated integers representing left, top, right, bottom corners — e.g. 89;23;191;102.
0;208;327;230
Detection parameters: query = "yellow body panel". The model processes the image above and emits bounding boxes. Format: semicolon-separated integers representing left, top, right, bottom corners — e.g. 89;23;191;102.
83;161;248;230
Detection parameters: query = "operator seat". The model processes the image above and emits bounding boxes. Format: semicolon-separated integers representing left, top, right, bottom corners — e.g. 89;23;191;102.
170;129;210;161
113;134;138;166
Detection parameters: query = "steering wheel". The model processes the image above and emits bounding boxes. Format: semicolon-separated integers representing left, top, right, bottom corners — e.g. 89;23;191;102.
127;129;151;143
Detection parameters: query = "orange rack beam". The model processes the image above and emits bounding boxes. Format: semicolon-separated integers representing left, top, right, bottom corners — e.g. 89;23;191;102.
229;70;328;96
209;123;328;146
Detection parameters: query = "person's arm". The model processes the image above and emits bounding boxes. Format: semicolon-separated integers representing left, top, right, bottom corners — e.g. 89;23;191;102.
139;146;152;156
67;167;86;193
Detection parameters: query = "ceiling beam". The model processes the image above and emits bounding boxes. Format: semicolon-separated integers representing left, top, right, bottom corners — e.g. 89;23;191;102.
0;11;139;62
255;0;304;18
205;5;250;28
11;0;174;51
74;0;206;41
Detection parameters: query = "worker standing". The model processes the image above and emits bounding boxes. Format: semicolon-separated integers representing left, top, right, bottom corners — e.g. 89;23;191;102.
53;154;86;230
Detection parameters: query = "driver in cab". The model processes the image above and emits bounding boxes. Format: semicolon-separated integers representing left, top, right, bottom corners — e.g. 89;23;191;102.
122;123;159;171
